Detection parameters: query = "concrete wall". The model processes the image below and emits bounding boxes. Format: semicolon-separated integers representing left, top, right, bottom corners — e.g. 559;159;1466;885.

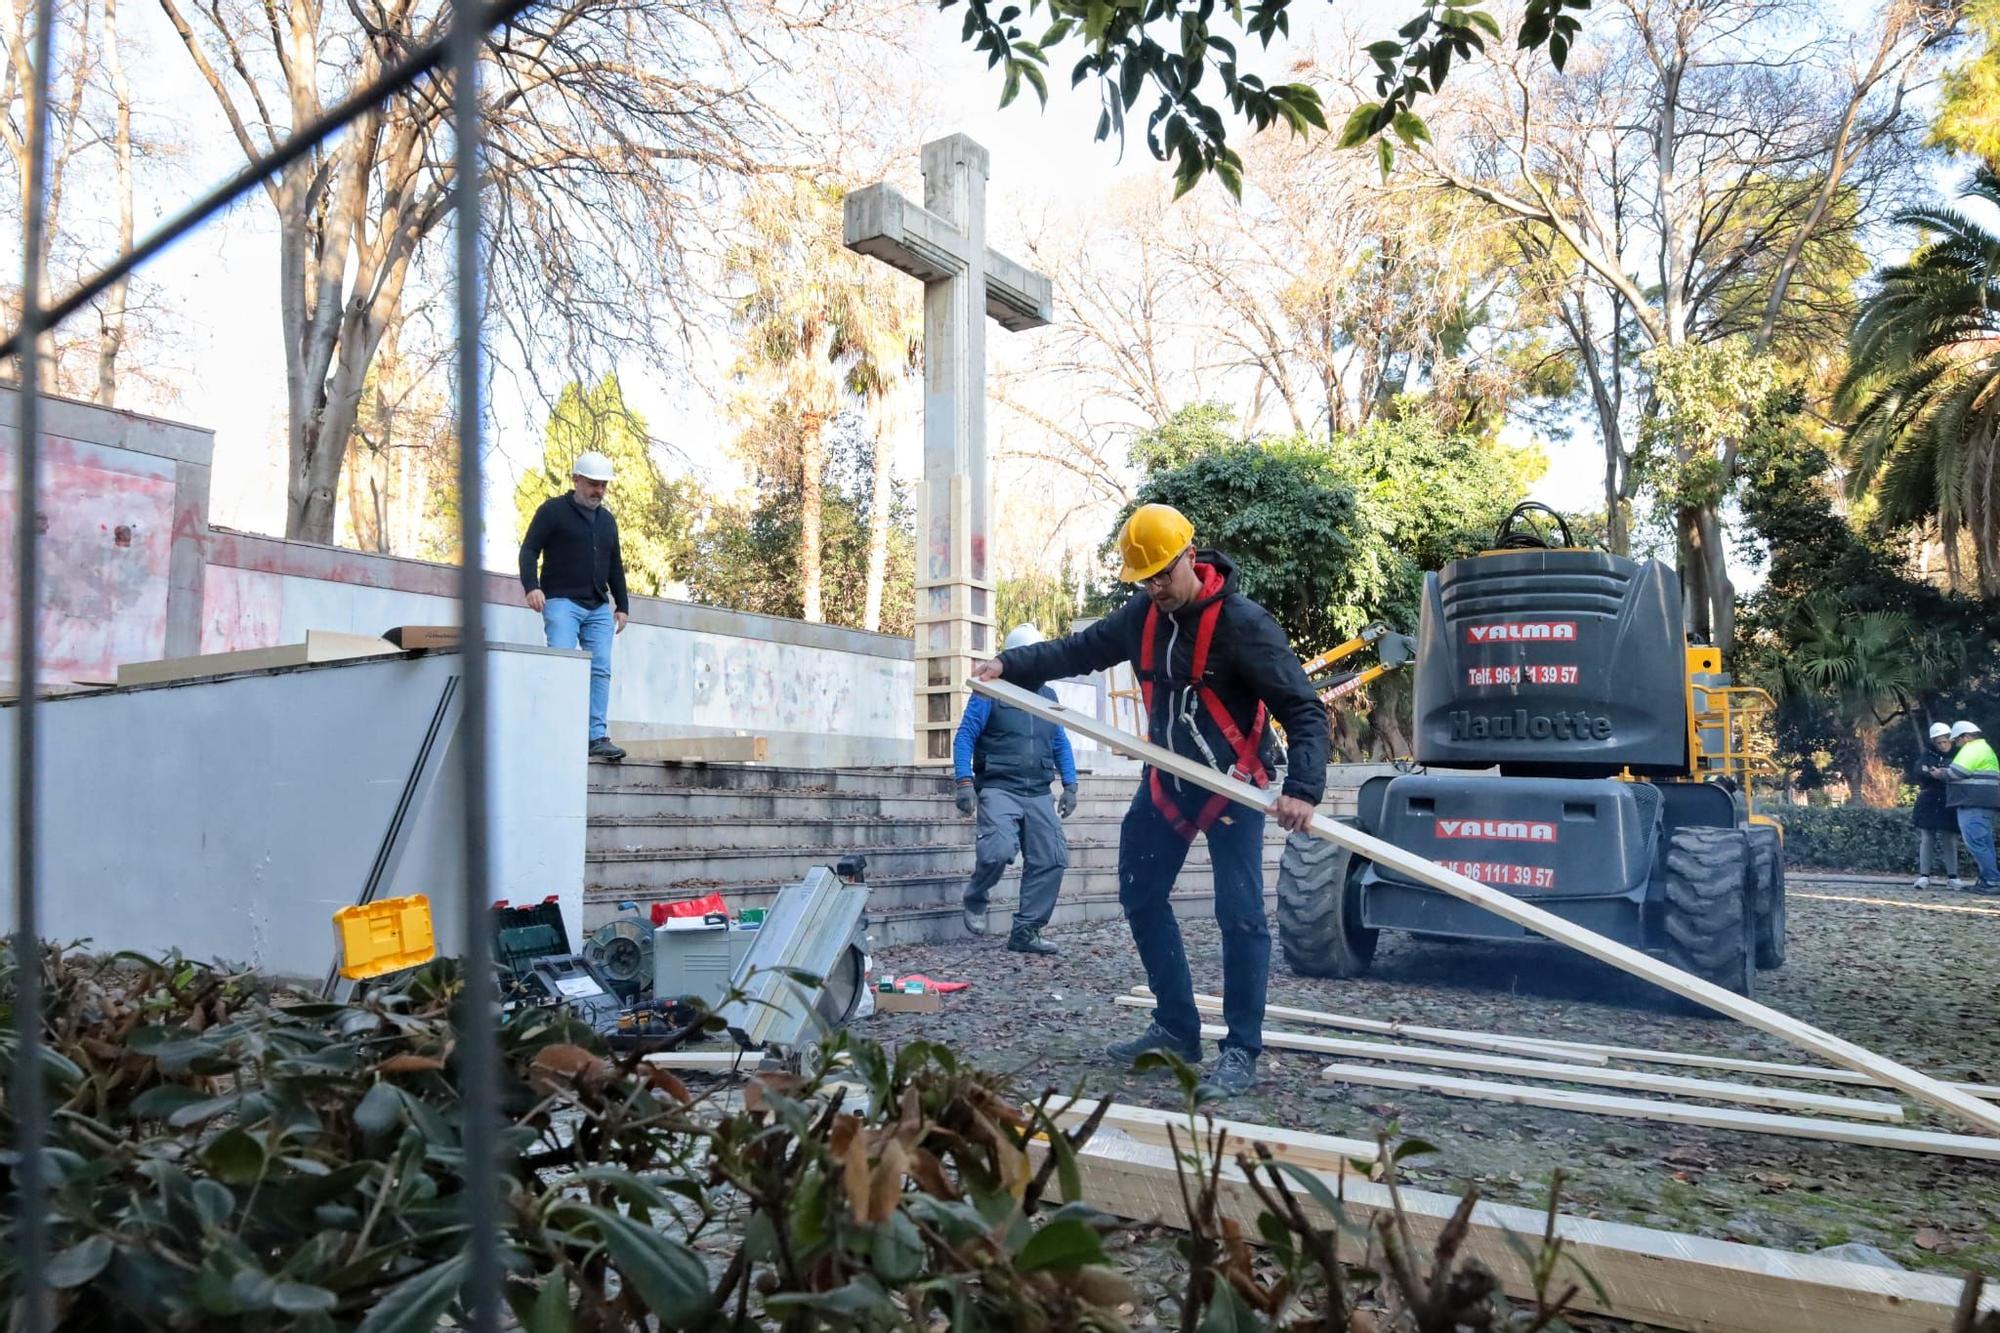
0;388;214;686
198;531;917;766
0;645;589;980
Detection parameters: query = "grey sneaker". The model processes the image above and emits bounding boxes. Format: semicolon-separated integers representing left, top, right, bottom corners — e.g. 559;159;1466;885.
588;737;626;761
1006;926;1058;956
962;902;989;935
1197;1047;1259;1100
1106;1021;1201;1066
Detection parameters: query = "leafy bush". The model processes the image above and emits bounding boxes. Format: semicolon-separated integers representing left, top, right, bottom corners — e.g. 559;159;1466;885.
1774;804;1925;872
0;946;1597;1331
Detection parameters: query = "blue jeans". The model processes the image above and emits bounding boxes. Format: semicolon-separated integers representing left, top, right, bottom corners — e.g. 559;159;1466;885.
542;597;613;741
1118;780;1271;1056
1957;807;2000;885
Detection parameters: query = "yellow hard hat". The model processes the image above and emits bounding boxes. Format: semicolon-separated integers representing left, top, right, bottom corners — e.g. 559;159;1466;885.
1118;504;1195;582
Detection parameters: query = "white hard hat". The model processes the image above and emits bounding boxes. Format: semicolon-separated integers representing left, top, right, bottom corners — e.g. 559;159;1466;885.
1930;722;1952;739
1951;720;1982;740
572;451;615;482
1003;623;1044;652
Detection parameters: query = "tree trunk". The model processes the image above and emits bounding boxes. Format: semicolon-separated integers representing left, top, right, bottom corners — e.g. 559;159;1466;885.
1854;723;1901;807
861;396;894;634
94;0;133;405
799;418;824;624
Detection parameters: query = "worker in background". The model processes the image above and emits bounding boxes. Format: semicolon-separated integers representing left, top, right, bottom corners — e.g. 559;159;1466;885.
1946;720;2000;894
953;623;1078;956
1913;722;1964;891
519;450;630;761
972;504;1330;1099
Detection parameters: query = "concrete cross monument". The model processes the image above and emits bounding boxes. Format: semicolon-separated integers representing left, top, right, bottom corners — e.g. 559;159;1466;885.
844;134;1053;763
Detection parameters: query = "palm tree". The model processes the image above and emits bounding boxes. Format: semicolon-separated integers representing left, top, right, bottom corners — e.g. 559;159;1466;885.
1839;166;2000;594
1767;597;1958;805
727;176;919;628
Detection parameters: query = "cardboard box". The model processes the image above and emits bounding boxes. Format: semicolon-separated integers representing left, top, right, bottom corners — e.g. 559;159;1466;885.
384;625;462;650
872;989;942;1015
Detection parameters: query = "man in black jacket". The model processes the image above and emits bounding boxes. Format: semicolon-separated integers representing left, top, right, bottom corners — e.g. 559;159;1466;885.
972;503;1329;1097
519;450;630;760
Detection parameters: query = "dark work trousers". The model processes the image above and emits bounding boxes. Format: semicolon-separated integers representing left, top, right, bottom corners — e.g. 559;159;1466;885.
1118;780;1270;1055
963;787;1069;932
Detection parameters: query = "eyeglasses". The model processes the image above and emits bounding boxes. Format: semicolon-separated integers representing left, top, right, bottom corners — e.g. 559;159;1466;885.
1138;551;1186;590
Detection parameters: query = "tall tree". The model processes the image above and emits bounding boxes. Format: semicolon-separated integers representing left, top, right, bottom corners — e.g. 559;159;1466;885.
726;173;919;628
157;0;834;542
1424;0;1949;643
513;375;692;598
1840;165;2000;594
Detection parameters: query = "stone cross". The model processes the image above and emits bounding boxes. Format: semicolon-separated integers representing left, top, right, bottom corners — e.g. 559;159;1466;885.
844;134;1053;763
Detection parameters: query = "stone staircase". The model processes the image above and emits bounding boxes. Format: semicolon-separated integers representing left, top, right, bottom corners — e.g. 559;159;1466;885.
583;762;1370;946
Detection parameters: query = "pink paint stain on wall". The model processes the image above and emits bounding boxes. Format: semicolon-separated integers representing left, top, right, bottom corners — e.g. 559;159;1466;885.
198;565;285;654
0;435;174;685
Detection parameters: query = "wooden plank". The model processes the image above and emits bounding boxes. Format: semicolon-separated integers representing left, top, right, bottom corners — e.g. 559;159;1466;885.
973;677;2000;1137
117;630;401;688
1120;990;1605;1064
1318;1064;2000;1161
642;1048;763;1072
1187;1022;1906;1121
1051;1134;1995;1333
1159;990;2000;1098
383;624;461;650
618;735;770;763
1046;1097;1377;1171
1795;891;2000;919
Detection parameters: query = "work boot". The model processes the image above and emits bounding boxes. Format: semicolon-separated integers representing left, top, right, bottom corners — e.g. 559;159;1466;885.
962;901;989;936
589;737;626;761
1196;1047;1259;1100
1913;875;1931;890
1105;1022;1201;1067
1007;926;1058;956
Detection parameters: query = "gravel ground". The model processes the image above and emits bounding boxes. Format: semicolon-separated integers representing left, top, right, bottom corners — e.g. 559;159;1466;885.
856;872;2000;1304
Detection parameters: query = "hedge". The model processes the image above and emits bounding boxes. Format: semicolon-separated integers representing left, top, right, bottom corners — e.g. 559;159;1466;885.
1770;804;1927;873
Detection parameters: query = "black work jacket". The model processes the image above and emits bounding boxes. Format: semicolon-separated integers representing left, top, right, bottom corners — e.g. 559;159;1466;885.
518;493;630;614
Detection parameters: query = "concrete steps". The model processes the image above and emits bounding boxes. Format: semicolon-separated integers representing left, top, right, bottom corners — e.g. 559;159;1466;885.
582;761;1370;946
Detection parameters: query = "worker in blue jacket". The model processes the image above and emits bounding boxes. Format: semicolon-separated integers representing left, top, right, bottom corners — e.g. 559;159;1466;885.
954;623;1079;954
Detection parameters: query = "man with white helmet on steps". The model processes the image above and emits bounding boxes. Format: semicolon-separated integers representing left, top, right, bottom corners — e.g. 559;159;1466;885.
519;449;630;760
952;622;1079;955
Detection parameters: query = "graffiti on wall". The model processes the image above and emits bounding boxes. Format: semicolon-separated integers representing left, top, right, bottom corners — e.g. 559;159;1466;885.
0;435;174;685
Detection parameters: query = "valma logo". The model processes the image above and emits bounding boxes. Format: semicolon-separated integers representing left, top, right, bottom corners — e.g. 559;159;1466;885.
1435;818;1558;843
1465;621;1578;644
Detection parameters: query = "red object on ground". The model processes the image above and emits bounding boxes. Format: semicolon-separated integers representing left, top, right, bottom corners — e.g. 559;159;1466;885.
896;975;968;993
651;893;728;926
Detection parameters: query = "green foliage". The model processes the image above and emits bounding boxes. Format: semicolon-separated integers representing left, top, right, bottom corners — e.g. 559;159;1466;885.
1931;0;2000;164
1640;338;1783;509
1129;402;1241;476
514;376;696;597
1839;166;2000;595
1774;804;1927;872
1123;441;1385;650
996;558;1119;641
686;419;916;636
942;0;1588;192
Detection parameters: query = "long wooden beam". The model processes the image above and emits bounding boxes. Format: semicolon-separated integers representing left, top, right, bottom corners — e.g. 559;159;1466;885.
1180;1020;1906;1121
1120;990;1605;1063
1319;1064;2000;1160
1141;989;2000;1099
974;677;2000;1136
1045;1097;1377;1171
1048;1134;1996;1333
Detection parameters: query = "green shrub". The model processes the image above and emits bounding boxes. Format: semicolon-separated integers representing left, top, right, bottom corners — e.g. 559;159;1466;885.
1772;804;1924;872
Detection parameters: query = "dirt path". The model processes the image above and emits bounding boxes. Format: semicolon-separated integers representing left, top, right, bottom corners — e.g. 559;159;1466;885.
859;873;2000;1285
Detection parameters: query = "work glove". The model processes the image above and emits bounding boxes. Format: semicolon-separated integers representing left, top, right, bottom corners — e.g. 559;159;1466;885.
1059;785;1078;818
955;782;977;817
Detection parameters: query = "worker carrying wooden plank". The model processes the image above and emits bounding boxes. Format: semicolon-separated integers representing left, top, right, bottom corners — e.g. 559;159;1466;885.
971;502;1330;1099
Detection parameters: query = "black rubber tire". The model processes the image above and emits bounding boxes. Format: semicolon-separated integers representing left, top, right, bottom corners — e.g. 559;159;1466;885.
1276;833;1378;977
1747;825;1787;970
1659;825;1756;1000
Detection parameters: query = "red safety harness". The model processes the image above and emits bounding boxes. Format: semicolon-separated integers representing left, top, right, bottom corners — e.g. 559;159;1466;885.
1137;563;1270;840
